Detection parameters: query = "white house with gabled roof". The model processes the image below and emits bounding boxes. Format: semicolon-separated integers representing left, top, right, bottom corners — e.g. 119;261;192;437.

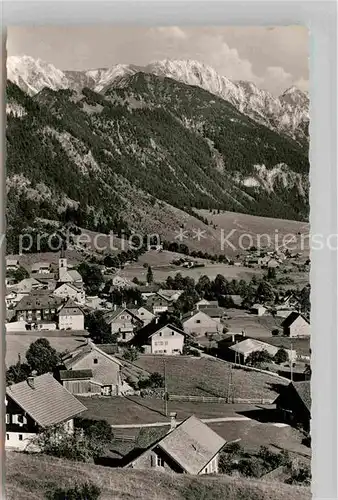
5;372;86;451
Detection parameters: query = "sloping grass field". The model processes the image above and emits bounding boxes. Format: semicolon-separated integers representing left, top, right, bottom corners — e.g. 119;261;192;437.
131;355;288;399
6;452;311;500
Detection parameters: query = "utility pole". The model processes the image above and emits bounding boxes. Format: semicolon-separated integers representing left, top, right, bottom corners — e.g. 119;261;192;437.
227;363;233;403
290;342;294;382
164;359;168;416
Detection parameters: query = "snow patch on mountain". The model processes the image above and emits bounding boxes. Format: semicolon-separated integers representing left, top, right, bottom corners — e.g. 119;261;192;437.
7;55;70;96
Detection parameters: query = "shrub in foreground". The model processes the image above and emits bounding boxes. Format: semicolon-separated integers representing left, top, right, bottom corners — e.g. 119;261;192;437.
47;481;101;500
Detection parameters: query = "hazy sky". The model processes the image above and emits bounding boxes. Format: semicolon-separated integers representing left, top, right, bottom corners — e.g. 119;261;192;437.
7;26;308;95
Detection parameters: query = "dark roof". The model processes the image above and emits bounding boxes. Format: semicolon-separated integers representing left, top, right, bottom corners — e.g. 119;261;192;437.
99;344;120;355
281;312;309;327
6;373;86;427
274;380;311;414
58;298;85;316
132;320;185;346
15;292;63;311
196;306;225;318
137;284;160;293
128;415;226;474
104;307;142;324
59;369;93;380
292;381;311;412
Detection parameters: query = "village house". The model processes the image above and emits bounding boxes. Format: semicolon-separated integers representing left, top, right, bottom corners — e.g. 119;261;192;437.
5;372;86;451
274;381;311;431
111;276;135;290
137;284;161;301
132;320;186;355
146;294;172;315
182;309;222;337
281;312;310;338
5;290;26;309
104;306;143;342
6;258;20;272
157;289;184;303
53;282;86;305
227;338;297;364
15;277;46;294
250;303;267;316
129;305;156;326
126;414;226;474
195;299;219;310
58;298;85;330
14;291;63;324
60;340;123;396
31;261;51;275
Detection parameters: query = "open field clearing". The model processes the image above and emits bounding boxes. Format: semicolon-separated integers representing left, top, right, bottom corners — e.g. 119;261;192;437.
119;260;260;283
5;332;87;367
261;337;311;357
224;312;283;338
6;452;311;500
197;210;309;256
76;396;256;425
130;355;288;399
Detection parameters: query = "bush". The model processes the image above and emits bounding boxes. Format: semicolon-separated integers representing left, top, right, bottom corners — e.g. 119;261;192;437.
274;348;289;365
47;481;101;500
122;347;139;362
272;329;280;336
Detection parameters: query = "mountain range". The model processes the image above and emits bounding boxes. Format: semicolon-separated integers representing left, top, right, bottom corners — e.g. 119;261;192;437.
6;55;309;253
7;56;309;144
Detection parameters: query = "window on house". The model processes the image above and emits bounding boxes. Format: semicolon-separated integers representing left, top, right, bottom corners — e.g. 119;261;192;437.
18;434;23;441
196;320;201;324
6;414;10;424
93;358;98;364
164;350;167;353
159;332;162;336
164;341;168;346
6;434;9;441
156;455;165;467
122;333;126;340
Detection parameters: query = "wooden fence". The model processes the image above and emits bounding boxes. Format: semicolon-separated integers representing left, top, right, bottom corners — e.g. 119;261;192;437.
168;394;274;405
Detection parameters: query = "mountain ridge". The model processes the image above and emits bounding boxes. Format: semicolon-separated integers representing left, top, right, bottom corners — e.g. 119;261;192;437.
7;55;309;144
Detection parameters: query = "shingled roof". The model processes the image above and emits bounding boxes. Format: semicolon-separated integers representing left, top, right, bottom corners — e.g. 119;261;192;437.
128;415;226;474
6;373;86;427
292;381;311;413
281;312;309;327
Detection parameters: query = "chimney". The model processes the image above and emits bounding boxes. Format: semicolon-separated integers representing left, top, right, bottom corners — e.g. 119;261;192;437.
155;317;159;324
169;412;177;430
114;304;117;311
27;370;37;389
122;302;126;308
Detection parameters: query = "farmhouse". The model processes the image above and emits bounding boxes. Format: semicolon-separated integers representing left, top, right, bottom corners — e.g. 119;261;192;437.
137;284;161;300
15;277;46;294
281;312;310;338
182;310;222;337
250;304;267;316
58;299;85;330
228;338;297;364
61;340;123;396
53;282;86;305
274;381;311;431
157;289;184;303
129;305;156;326
14;291;63;323
5;372;86;451
132;320;186;355
31;262;51;275
146;294;172;314
6;258;20;272
104;307;143;342
126;414;226;474
196;299;219;309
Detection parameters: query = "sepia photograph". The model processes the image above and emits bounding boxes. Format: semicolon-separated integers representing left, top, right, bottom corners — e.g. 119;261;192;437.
5;25;311;499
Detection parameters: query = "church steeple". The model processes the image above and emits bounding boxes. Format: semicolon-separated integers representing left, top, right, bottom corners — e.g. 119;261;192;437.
59;243;67;281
